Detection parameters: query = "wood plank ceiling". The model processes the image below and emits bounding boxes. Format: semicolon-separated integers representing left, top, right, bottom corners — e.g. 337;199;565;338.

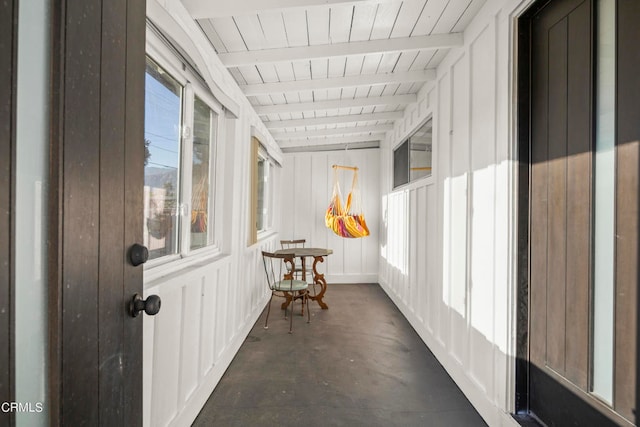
183;0;486;151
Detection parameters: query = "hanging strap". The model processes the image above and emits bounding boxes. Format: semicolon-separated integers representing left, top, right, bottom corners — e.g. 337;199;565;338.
349;168;361;214
331;167;343;214
328;164;364;215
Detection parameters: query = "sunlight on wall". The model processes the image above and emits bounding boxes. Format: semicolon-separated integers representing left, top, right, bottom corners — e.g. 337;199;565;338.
380;194;388;258
442;176;451;312
470;166;496;340
448;174;468;317
385;191;409;275
375;0;530;420
493;160;510;356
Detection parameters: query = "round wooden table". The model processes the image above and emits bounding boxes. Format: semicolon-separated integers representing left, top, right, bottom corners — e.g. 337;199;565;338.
273;247;332;309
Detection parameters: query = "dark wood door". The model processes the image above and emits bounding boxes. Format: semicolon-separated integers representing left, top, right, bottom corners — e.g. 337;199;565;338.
49;0;147;424
521;0;640;425
529;1;595;422
0;1;17;425
614;0;640;422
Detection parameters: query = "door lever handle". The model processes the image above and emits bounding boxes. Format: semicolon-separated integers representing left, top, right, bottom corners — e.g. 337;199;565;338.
129;293;161;317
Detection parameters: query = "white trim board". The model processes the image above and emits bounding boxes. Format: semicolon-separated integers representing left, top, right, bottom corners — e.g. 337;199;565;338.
325;274;378;284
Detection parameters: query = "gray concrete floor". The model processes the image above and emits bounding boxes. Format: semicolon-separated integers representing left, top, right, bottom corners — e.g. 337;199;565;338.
193;284;487;427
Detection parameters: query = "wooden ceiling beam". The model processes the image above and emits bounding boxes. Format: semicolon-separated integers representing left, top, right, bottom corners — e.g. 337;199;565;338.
281;141;380;153
218;33;463;67
241;70;436;95
184;0;392;19
264;111;403;129
272;124;393;139
254;94;416;115
277;134;383;148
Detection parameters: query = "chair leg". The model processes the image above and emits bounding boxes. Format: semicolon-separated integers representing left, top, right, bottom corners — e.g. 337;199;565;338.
264;293;274;329
288;301;294;334
283;293;291;319
306;292;311;324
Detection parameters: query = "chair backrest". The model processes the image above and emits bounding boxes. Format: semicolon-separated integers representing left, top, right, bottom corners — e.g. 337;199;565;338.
280;239;306;250
261;251;295;290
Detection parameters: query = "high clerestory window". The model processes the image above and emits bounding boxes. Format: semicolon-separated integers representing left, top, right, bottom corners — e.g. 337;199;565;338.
393;117;433;189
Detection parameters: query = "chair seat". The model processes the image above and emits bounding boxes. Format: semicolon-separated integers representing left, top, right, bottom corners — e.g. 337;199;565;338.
262;250;311;333
273;279;308;292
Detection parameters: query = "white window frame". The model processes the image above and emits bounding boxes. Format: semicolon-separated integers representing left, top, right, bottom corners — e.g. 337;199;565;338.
144;29;225;273
256;147;274;237
392;113;435;190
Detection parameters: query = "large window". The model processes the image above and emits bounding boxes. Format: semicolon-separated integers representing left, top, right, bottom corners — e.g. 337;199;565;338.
144;57;182;259
393;117;433;189
144;55;221;262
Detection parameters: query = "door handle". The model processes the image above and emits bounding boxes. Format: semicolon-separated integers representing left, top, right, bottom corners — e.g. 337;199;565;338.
129;243;149;266
129;293;161;317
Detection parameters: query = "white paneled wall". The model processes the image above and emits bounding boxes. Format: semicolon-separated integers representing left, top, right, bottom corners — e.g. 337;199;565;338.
280;149;380;283
143;238;276;427
378;0;531;425
141;0;537;425
142;1;284;426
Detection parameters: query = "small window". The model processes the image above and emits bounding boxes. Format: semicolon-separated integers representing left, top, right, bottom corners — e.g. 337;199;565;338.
393;117;433;188
256;151;272;233
393;140;409;188
249;137;275;245
409;118;433;181
190;96;216;250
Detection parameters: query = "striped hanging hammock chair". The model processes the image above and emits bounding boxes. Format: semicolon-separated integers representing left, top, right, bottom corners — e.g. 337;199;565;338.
191;174;208;233
325;165;370;238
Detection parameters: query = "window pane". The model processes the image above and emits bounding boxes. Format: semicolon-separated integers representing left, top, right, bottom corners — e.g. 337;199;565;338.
256;158;265;231
263;161;269;231
592;0;615;404
191;96;213;250
393;140;409;188
144;57;182;260
409;118;433;181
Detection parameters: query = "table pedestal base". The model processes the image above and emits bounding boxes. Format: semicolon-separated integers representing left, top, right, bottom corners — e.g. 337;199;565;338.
281;255;328;310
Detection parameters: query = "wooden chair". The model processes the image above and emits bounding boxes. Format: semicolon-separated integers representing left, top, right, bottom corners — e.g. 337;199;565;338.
261;251;310;333
280;238;306;249
280;239;311;282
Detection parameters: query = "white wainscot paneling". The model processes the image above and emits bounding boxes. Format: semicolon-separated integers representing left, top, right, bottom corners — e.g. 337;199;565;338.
448;51;471;367
281;149;380;284
436;71;451;349
385;189;409;300
143;239;276;427
378;2;520;426
413;184;431;325
468;22;497;394
379;180;437;332
406;183;434;324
